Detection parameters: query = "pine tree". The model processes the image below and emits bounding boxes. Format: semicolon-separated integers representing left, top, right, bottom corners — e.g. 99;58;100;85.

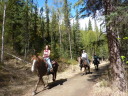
45;0;50;43
88;19;92;31
63;0;72;59
72;9;81;57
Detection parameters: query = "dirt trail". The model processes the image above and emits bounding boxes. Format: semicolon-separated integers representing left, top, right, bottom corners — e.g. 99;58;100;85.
24;62;109;96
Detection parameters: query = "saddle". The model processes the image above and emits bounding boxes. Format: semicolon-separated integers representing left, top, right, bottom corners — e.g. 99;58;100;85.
43;59;59;74
80;58;88;67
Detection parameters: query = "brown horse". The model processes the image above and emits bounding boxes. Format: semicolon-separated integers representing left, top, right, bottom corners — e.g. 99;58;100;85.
31;55;58;95
78;57;90;74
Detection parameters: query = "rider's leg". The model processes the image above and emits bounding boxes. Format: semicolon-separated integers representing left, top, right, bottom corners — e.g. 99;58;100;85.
46;58;53;71
87;59;90;65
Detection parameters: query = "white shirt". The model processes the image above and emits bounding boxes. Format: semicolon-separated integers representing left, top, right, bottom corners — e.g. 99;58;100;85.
82;52;88;59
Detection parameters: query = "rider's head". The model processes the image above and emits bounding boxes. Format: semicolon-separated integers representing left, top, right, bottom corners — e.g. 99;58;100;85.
83;50;85;53
45;45;49;50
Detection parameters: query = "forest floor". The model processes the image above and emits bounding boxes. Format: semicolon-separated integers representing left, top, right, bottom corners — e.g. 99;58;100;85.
0;60;127;96
24;62;108;96
23;61;128;96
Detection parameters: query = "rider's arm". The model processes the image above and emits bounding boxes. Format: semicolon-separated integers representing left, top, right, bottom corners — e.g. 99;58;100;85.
81;53;83;57
86;53;88;59
48;50;50;56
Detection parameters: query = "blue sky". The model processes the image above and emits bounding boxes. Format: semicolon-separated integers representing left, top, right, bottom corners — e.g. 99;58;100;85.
33;0;79;16
33;0;104;31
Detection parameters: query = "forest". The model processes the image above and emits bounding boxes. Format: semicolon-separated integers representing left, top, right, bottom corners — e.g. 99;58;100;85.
0;0;108;60
0;0;128;95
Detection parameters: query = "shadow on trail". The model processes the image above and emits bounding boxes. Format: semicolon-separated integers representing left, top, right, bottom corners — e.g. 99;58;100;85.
81;72;93;76
87;63;110;82
47;78;67;89
35;79;67;95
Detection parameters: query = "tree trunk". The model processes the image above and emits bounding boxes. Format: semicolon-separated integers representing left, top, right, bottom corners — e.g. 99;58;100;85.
107;26;126;91
24;45;27;60
1;4;6;63
105;0;126;91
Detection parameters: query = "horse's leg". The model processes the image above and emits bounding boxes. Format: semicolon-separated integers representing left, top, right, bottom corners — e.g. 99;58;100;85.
45;75;49;87
40;77;47;88
95;65;96;70
33;77;40;96
88;65;90;73
84;66;87;74
52;73;55;81
97;64;99;70
81;66;82;71
54;71;57;80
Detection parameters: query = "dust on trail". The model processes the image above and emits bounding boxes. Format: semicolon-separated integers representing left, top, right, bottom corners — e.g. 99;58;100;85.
23;62;109;96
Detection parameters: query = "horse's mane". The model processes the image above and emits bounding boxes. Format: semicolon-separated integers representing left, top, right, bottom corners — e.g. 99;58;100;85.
32;55;44;62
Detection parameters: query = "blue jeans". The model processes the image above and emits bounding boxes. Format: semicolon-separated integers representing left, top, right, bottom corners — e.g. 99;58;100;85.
44;58;53;71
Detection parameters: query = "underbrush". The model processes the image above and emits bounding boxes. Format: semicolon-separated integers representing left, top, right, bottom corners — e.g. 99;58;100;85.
0;59;34;96
57;58;78;72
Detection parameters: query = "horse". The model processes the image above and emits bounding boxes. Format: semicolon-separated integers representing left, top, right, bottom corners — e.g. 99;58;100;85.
78;57;90;74
31;55;59;95
93;59;99;70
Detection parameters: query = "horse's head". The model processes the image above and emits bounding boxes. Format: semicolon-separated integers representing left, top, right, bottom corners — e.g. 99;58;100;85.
77;57;81;63
31;55;38;72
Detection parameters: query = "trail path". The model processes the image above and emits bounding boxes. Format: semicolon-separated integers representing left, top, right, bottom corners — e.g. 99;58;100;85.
24;62;109;96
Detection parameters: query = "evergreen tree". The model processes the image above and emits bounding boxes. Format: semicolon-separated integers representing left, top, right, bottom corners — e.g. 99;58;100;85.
45;0;50;43
72;9;81;57
88;19;92;31
63;0;72;59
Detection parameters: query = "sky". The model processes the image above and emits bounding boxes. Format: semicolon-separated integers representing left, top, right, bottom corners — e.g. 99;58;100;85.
33;0;104;31
34;0;78;16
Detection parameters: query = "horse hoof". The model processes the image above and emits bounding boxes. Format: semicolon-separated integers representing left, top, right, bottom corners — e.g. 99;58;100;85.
44;84;48;88
81;73;84;76
32;92;36;96
44;85;49;89
53;79;56;81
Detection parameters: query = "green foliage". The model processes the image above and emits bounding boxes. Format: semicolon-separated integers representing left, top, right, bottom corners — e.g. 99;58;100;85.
121;56;128;64
67;59;78;65
81;29;108;59
121;56;126;61
123;37;128;40
0;0;108;61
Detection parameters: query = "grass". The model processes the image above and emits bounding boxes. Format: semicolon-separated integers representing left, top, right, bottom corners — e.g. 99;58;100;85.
67;59;78;65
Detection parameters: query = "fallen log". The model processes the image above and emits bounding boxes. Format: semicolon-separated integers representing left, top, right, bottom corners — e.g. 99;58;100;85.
4;52;31;64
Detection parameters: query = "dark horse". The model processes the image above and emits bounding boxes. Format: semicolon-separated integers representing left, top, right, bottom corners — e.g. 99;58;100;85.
31;55;59;95
78;57;90;74
93;59;99;70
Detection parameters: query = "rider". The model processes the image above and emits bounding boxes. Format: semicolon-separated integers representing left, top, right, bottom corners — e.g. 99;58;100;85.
43;45;53;72
93;54;100;64
81;50;90;65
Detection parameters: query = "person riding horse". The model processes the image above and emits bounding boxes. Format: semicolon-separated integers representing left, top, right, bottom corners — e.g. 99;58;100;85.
43;45;53;73
31;55;59;95
93;54;100;64
80;50;90;69
93;54;100;70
